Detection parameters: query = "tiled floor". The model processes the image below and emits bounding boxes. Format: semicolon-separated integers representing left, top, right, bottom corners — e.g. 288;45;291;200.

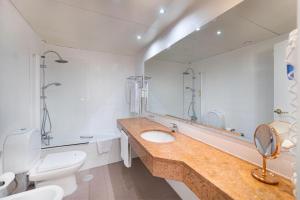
64;158;181;200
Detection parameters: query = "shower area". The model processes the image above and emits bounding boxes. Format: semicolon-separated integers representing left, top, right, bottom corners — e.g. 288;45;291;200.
182;64;202;123
38;48;128;148
39;49;89;147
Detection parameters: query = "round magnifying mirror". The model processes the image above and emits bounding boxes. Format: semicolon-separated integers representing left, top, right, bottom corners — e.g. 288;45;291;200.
252;124;280;185
254;124;280;158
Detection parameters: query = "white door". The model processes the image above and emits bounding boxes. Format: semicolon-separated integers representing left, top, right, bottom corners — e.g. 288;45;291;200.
274;40;293;122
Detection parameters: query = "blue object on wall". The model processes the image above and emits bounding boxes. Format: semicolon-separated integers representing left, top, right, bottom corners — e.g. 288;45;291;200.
287;64;295;80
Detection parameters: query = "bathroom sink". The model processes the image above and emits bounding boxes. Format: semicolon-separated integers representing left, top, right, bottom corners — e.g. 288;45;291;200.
2;185;64;200
141;131;175;143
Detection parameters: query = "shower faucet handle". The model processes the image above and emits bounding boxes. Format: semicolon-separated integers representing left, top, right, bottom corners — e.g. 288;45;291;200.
170;123;178;133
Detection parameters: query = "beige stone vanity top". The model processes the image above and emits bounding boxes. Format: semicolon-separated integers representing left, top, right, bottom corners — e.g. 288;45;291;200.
117;117;294;200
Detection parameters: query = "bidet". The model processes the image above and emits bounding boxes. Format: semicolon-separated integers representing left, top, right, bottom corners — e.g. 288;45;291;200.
2;185;64;200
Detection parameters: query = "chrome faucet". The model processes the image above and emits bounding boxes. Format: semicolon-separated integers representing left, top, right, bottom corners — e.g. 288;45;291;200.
42;134;53;146
170;123;178;132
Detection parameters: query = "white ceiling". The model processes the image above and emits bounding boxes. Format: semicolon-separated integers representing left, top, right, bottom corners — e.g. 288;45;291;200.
11;0;195;56
154;0;297;64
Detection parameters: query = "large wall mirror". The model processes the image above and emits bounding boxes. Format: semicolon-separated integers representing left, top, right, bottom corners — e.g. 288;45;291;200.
144;0;297;142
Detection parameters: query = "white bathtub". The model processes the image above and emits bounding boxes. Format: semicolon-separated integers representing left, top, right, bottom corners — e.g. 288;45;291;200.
82;132;120;143
41;131;121;170
42;131;120;148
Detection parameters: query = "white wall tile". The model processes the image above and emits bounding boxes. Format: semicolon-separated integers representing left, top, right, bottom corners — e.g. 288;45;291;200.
0;0;42;173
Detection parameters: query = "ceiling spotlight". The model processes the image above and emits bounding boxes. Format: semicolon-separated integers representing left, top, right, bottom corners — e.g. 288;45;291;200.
136;35;142;40
196;27;201;31
159;8;165;14
217;30;222;35
243;41;253;46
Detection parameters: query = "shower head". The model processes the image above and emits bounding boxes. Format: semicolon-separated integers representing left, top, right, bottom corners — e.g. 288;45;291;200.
42;82;62;90
55;59;68;63
183;67;195;76
41;50;68;64
54;82;62;86
185;86;195;92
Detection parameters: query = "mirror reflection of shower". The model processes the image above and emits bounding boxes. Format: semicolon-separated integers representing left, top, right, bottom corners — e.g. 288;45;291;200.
40;50;68;146
183;63;198;122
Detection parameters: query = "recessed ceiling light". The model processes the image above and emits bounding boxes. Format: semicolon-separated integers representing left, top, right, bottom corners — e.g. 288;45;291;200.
196;27;201;31
243;41;253;46
136;35;142;40
159;8;165;14
217;30;222;35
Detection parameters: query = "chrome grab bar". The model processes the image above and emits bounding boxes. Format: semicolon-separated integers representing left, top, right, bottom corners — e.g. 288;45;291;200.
80;136;94;139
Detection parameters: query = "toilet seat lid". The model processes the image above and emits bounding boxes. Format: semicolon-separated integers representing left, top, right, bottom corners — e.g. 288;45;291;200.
203;110;225;129
37;151;86;173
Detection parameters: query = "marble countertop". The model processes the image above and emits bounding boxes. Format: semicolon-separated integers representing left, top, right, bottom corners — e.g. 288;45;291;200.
117;117;294;200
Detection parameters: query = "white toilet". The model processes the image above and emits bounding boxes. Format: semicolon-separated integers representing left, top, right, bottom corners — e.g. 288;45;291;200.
202;110;225;129
2;129;86;196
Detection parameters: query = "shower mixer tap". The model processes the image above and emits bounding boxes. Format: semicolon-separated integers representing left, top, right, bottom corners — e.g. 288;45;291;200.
170;123;178;132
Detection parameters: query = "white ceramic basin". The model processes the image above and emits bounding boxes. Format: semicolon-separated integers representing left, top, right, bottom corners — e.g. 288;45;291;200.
141;131;175;143
2;185;64;200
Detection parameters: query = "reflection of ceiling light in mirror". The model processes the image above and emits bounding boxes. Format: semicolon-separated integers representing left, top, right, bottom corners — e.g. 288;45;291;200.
159;8;165;14
136;35;142;40
196;27;201;31
216;30;222;35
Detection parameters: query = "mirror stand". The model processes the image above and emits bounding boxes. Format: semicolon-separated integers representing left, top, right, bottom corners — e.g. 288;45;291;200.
251;156;279;185
252;124;281;185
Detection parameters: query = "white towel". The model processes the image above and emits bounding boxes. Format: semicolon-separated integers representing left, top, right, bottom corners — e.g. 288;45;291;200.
286;29;297;66
96;140;112;155
143;80;149;100
127;80;141;114
120;130;131;168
